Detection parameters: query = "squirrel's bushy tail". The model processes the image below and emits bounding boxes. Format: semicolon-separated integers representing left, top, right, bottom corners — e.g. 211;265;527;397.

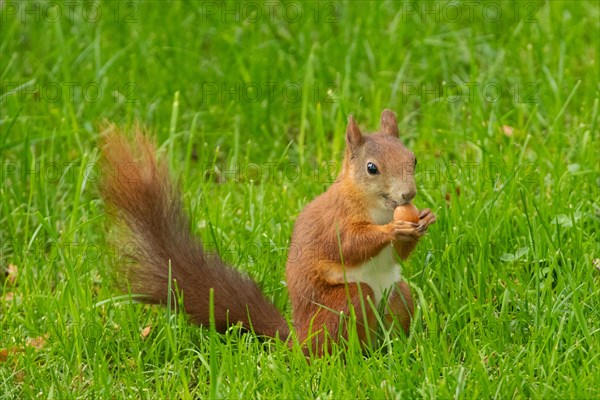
99;124;289;339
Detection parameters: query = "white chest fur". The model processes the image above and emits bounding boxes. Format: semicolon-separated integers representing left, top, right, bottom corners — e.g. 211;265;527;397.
329;206;400;305
331;245;401;306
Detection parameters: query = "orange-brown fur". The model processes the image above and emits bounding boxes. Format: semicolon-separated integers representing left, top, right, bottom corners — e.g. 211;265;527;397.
98;110;435;357
99;124;289;338
384;281;414;334
286;110;435;354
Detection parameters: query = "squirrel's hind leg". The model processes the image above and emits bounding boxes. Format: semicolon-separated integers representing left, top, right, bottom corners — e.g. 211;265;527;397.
383;281;414;335
298;283;378;356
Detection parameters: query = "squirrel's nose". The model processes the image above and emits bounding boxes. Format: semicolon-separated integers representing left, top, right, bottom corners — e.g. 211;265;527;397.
401;189;416;202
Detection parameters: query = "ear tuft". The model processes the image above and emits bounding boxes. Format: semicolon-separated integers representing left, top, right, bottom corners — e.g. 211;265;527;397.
345;115;364;154
380;109;399;137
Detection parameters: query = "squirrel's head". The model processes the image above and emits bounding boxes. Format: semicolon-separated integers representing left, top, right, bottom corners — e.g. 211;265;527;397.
343;109;417;222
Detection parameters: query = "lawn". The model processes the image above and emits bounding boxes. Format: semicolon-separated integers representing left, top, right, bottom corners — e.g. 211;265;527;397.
1;0;599;398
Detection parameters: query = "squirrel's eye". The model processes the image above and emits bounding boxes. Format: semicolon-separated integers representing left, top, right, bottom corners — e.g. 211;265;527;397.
414;158;418;166
366;162;379;175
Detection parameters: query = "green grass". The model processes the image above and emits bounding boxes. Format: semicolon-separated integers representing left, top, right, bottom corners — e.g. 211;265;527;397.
1;0;599;398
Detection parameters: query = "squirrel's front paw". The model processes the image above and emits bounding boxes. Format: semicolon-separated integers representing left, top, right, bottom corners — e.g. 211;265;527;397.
389;220;421;241
417;208;436;233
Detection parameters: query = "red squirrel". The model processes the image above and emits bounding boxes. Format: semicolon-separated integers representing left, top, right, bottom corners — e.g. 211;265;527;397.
99;109;435;356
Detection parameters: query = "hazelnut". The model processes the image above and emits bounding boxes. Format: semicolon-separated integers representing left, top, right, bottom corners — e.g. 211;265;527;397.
393;203;419;223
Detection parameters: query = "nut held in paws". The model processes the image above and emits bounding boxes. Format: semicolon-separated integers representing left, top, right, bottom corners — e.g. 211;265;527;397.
393;203;419;223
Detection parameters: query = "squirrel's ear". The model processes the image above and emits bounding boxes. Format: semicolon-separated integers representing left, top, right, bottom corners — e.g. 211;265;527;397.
345;115;364;154
380;109;399;137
